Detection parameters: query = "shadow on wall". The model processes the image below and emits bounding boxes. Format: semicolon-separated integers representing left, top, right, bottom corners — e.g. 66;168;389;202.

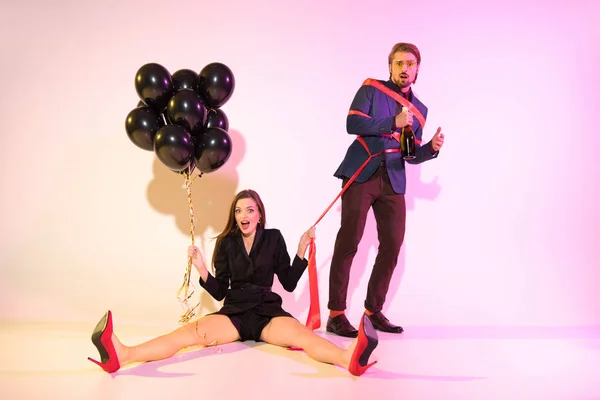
146;129;246;314
276;161;441;324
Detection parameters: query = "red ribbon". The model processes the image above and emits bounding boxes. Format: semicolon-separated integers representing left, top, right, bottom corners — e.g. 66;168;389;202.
304;238;320;330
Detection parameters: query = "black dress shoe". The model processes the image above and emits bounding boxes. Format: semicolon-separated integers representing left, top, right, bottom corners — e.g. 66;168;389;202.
326;314;358;338
367;312;404;333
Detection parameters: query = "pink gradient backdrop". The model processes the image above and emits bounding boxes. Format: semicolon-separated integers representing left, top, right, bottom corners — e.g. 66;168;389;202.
0;0;598;330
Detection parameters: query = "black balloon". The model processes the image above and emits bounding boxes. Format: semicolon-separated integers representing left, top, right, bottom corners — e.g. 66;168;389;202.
154;125;194;171
205;108;229;131
167;91;207;136
198;63;235;108
125;106;164;151
135;63;174;112
194;127;232;173
173;69;199;92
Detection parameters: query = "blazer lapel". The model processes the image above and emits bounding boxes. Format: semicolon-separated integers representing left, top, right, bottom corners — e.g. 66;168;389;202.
386;95;396;120
409;94;425;133
235;233;251;262
382;81;397;120
237;225;264;260
250;226;264;256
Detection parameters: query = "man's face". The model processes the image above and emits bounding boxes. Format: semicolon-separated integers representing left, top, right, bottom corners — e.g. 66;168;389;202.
389;51;419;89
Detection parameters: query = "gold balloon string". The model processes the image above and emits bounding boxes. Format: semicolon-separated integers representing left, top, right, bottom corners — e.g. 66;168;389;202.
176;165;202;324
196;321;223;354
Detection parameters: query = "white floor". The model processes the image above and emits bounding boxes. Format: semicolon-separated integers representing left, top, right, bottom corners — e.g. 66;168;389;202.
1;320;599;400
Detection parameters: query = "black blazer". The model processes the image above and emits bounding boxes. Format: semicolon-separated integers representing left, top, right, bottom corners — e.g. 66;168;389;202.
198;226;308;316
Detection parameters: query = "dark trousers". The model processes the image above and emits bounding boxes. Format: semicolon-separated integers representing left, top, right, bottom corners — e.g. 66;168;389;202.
328;164;406;313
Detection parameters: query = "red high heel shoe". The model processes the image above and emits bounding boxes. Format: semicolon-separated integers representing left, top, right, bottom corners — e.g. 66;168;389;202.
87;310;121;373
348;313;378;376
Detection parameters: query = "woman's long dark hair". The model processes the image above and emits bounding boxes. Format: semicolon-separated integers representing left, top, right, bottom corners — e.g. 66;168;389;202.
211;189;266;272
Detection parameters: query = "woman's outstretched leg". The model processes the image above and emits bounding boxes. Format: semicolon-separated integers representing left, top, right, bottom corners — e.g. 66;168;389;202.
88;310;240;372
259;314;377;375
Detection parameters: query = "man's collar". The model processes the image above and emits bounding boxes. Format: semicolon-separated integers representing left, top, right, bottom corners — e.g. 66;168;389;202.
386;80;412;98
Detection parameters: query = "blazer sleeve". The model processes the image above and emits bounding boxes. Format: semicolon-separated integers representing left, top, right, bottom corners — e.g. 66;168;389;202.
346;86;396;135
198;238;230;301
273;230;308;292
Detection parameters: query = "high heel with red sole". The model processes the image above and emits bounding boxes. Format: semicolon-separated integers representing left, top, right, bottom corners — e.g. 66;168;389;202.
87;310;121;373
348;313;378;376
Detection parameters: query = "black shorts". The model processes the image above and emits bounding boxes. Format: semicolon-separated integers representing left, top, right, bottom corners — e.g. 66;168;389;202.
226;310;274;342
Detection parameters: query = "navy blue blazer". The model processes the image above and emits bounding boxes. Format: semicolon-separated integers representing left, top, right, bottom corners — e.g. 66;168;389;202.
334;79;439;194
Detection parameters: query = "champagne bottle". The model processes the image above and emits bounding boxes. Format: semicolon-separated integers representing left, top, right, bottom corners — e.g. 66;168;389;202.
400;107;416;160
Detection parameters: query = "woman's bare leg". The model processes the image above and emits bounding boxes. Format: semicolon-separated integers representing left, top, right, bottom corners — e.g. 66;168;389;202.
259;316;357;369
111;314;240;367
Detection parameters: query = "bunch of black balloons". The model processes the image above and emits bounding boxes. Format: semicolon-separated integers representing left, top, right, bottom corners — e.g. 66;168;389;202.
125;62;234;174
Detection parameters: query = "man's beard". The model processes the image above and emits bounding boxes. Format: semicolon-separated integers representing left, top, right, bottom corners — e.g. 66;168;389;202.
394;75;412;88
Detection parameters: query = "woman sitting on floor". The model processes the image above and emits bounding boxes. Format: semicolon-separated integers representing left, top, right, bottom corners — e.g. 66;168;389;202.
88;189;378;376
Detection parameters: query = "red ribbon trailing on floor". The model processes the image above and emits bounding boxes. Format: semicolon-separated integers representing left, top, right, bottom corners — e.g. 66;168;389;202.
303;78;428;331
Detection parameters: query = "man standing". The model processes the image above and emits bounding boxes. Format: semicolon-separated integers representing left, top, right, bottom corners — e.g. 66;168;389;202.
326;42;445;337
